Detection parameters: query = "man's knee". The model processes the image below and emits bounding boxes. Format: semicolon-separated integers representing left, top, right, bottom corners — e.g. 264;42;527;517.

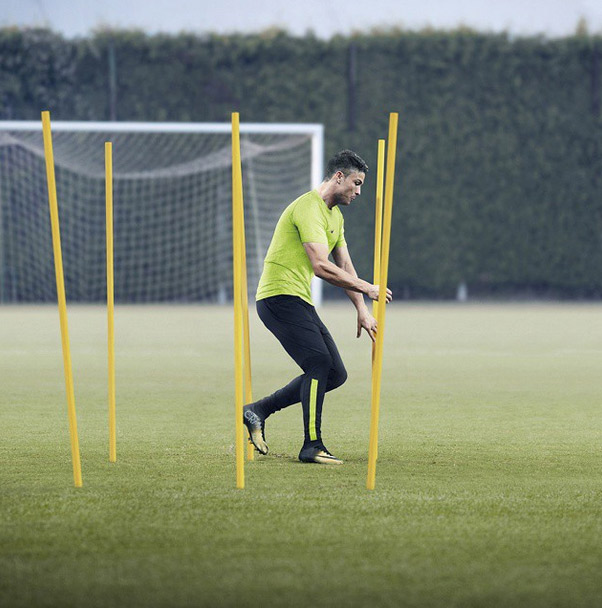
302;354;346;390
327;364;347;391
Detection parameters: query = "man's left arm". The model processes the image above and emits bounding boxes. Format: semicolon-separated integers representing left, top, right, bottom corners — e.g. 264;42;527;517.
331;246;378;342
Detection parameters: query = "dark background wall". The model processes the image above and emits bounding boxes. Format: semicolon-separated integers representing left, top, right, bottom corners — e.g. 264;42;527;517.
1;27;601;298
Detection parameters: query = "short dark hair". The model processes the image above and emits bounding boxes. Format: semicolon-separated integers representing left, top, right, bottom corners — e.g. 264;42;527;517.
325;149;368;179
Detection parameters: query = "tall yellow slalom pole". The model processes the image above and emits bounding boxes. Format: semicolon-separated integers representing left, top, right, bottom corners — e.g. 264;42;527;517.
233;121;254;461
240;218;255;462
106;142;117;463
231;112;245;489
372;139;386;367
367;113;398;491
41;111;83;488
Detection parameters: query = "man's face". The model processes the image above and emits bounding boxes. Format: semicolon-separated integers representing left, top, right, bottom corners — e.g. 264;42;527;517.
332;171;365;206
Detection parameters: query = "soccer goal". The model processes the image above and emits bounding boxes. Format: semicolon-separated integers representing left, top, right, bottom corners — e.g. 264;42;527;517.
0;120;324;304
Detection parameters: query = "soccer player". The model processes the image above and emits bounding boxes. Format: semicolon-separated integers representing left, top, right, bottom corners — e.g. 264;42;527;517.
243;150;392;465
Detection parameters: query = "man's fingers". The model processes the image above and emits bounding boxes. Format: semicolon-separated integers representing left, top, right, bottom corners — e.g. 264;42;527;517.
373;286;394;303
366;322;377;342
359;320;377;342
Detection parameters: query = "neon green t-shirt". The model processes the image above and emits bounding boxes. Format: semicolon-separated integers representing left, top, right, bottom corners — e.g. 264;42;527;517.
256;190;347;305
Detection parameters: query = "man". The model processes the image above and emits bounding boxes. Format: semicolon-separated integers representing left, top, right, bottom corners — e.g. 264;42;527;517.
243;149;392;465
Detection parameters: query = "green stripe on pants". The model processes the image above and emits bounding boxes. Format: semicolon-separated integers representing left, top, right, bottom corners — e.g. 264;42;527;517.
309;378;318;441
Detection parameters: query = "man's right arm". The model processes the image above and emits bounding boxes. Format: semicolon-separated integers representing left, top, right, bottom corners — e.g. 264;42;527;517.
303;242;392;302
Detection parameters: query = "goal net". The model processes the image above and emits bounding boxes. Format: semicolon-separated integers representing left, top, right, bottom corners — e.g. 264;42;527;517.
0;121;323;304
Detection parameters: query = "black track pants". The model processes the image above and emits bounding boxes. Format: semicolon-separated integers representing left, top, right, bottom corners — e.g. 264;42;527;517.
252;295;347;444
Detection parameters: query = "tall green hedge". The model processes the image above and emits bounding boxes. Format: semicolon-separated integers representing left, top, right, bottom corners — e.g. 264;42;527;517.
1;27;601;298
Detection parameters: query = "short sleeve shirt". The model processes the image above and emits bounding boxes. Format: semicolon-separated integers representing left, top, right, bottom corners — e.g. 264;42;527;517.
255;190;346;305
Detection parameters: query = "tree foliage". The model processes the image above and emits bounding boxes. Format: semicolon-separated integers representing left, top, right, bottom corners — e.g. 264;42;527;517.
1;27;600;297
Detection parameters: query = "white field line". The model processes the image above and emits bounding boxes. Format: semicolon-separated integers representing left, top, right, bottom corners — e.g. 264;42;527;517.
0;349;201;357
399;349;602;357
2;348;602;357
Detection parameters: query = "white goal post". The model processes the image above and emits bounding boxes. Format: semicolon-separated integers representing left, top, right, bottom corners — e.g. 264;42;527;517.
0;120;324;305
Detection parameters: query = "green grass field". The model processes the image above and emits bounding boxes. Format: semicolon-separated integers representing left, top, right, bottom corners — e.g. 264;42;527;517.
1;303;601;607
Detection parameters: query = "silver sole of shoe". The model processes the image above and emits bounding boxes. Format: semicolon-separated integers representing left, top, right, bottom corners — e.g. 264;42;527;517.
301;456;343;465
248;430;268;455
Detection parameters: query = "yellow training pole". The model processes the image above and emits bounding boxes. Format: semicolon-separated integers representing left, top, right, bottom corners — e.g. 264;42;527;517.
41;111;83;488
233;124;254;460
240;211;255;461
232;112;245;489
367;112;398;490
372;139;385;366
106;142;116;463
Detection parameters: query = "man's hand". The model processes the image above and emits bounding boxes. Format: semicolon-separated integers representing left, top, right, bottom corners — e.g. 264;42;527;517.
366;284;393;303
357;308;378;342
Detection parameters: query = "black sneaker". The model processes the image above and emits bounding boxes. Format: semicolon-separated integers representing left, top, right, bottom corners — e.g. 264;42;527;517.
243;405;268;455
298;443;343;465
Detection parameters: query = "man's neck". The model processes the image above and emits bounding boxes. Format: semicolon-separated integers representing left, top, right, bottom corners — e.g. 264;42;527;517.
316;182;337;209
